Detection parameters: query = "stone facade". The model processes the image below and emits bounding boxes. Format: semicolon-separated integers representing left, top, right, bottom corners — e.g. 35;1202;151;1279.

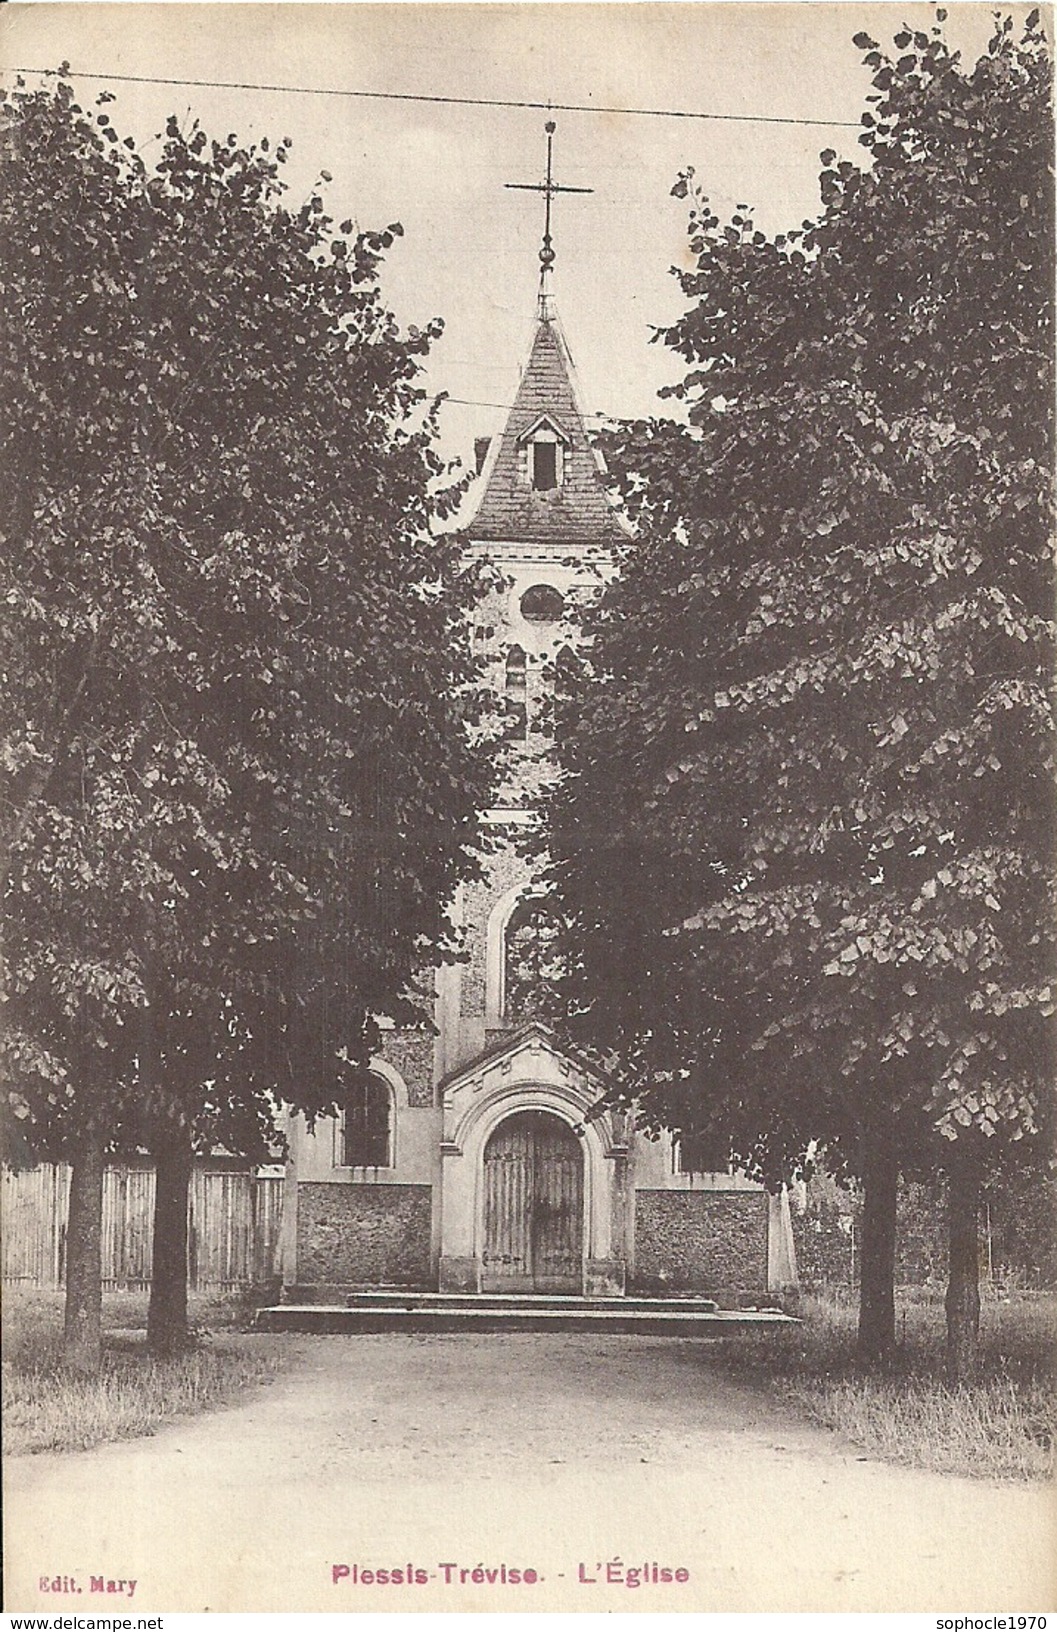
632;1192;770;1295
378;1029;434;1108
462;847;528;1021
296;1184;432;1287
284;291;798;1305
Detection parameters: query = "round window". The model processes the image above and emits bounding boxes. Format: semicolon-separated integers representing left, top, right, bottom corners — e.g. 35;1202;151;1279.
520;584;565;624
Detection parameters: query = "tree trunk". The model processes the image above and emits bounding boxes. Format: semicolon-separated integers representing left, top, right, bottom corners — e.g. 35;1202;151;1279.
63;1122;106;1374
147;1130;194;1357
857;1141;899;1365
945;1158;981;1384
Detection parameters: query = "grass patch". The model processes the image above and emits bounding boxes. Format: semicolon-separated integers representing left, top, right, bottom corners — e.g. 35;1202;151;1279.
2;1286;290;1456
720;1288;1056;1483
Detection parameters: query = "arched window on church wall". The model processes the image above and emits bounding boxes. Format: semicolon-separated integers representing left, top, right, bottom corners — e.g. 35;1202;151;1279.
339;1072;393;1168
505;644;528;740
503;895;562;1024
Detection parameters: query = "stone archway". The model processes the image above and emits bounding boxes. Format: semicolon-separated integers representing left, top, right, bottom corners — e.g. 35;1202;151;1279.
437;1028;631;1296
481;1110;584;1293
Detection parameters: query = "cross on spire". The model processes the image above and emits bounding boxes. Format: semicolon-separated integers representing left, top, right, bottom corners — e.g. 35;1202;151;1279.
506;120;592;317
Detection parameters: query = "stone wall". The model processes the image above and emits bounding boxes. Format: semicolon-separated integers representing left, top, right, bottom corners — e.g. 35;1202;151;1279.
632;1191;769;1295
379;1030;434;1108
297;1183;432;1287
792;1172;1057;1290
790;1174;857;1289
463;846;529;1019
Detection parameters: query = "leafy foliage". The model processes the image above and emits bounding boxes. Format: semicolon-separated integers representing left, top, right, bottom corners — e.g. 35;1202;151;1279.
543;15;1055;1188
1;74;497;1164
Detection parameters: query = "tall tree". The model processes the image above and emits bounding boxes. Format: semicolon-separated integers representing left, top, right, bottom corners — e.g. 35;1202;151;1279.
543;13;1054;1373
2;75;495;1367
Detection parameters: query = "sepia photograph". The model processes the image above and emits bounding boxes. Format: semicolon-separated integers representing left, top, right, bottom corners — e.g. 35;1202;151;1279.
1;1;1054;1615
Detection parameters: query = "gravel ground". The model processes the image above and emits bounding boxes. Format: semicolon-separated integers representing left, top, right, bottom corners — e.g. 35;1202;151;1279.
4;1332;1054;1612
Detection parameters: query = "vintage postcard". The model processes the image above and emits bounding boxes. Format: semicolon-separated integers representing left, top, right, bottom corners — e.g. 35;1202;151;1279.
2;1;1055;1616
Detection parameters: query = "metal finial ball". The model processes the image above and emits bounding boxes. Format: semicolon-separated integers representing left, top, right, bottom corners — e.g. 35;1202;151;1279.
539;245;556;268
545;120;556;134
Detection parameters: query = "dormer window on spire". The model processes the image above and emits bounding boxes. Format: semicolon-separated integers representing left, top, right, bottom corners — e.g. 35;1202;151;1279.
532;440;558;491
517;413;571;493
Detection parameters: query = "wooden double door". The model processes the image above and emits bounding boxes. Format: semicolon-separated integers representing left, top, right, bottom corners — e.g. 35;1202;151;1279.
482;1111;584;1293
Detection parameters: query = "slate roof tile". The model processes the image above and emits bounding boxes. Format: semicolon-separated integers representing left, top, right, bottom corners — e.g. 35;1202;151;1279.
465;316;622;544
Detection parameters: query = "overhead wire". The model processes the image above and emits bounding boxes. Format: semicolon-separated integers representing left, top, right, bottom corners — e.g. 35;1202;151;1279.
7;66;863;130
5;63;848;427
442;395;609;422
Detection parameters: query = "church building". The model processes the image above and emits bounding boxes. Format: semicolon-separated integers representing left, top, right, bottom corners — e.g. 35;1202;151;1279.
278;129;797;1306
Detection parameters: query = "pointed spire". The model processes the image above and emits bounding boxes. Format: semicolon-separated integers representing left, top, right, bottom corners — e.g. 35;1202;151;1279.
466;126;619;546
465;312;621;545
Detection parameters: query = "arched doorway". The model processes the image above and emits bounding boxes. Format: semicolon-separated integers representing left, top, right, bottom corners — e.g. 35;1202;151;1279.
481;1110;584;1293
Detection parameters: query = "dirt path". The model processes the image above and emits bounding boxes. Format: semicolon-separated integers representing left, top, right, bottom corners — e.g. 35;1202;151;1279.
4;1333;1053;1612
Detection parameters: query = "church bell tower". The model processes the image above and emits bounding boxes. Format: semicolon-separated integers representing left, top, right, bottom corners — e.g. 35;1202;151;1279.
433;123;633;1296
281;123;797;1308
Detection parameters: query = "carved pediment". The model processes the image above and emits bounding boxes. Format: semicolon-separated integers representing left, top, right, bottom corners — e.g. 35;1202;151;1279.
439;1022;623;1156
440;1022;596;1104
515;412;571;447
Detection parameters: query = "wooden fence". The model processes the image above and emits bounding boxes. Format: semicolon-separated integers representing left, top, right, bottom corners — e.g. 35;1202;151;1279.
2;1163;284;1292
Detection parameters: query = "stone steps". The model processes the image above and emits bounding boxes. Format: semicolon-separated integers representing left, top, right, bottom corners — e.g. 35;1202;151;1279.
255;1290;797;1336
294;1286;725;1313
